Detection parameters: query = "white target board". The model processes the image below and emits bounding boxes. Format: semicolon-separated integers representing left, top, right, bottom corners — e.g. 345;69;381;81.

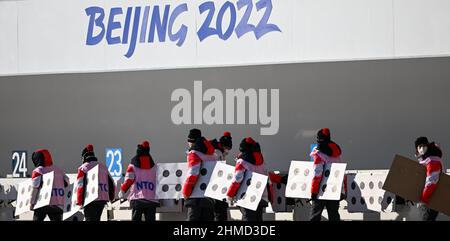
285;161;315;199
318;163;347;200
156;163;188;199
190;161;218;198
14;179;33;216
63;182;81;220
235;171;268;211
15;171;54;216
204;162;235;202
286;161;347;200
347;172;395;213
84;165;99;206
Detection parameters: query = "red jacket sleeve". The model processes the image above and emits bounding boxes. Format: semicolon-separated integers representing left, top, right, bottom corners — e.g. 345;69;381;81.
121;165;136;192
182;153;202;197
227;162;246;198
421;161;442;204
311;154;324;195
76;169;86;206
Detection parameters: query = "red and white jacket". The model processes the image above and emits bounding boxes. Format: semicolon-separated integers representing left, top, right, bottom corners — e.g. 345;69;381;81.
182;143;217;198
76;161;113;206
419;156;444;204
121;156;158;203
310;147;347;196
30;149;69;208
227;157;268;200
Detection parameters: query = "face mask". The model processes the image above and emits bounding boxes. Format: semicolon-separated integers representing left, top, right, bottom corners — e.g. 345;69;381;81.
418;146;428;156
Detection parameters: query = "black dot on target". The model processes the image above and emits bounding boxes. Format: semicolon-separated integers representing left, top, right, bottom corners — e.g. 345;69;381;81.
378;181;383;189
240;192;246;199
45;193;49;200
175;184;182;191
176;170;182;177
290;183;297;190
212;184;218;191
200;183;207;190
351;182;356;190
217;170;223;177
162;184;169;192
250;195;256;203
200;168;207;176
47;179;51;186
351;197;356;204
324;170;330;177
163;170;170;177
360;197;365;205
321;184;327;192
277;197;282;204
276;183;282;189
66;204;71;212
387;196;392;204
21;188;25;195
246;178;252;186
378;197;383;204
369;197;374;204
369;182;374;190
221;187;227;194
67;191;72;198
227;174;233;180
174;199;179;205
360;182;365;190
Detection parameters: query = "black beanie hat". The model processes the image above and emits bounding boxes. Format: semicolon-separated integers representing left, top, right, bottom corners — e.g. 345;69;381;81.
239;137;256;153
415;137;429;149
188;128;202;143
317;128;331;142
137;140;150;156
219;131;232;149
82;144;96;161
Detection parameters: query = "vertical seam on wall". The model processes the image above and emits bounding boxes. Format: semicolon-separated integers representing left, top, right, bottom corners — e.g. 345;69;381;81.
16;1;19;73
391;0;396;57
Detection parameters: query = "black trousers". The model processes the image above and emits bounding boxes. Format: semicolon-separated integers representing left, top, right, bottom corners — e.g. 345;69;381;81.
214;200;229;221
33;205;63;221
83;201;107;221
185;198;215;221
240;202;265;221
130;199;158;221
310;199;340;221
419;204;439;221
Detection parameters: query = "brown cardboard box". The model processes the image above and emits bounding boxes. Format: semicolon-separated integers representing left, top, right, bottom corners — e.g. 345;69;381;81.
383;155;450;216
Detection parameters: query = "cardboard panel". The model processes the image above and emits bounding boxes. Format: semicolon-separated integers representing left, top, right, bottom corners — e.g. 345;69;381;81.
318;163;347;200
156;163;188;199
285;161;314;199
270;182;287;212
286;161;346;200
14;180;33;216
190;161;218;198
14;172;54;216
33;172;54;209
204;162;235;202
235;171;268;211
63;182;81;220
383;155;450;216
84;165;99;206
347;172;395;213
